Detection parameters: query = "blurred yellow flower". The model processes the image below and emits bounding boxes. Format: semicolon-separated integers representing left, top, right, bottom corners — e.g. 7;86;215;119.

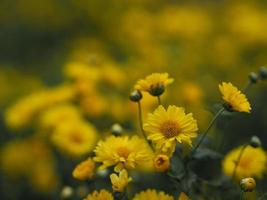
181;82;204;104
94;135;153;172
219;82;251;113
223;145;267;180
134;73;174;96
72;158;95;181
84;190;113;200
51;121;97;157
144;105;198;154
110;169;132;192
178;192;190;200
133;189;174;200
153;154;170;172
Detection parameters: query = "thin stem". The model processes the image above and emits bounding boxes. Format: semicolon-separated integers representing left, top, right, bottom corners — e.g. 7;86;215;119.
242;81;252;93
137;101;154;151
191;107;225;156
240;191;246;200
157;95;161;105
258;192;267;200
231;144;248;180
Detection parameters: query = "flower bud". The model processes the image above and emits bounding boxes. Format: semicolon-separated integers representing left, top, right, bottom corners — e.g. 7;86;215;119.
248;72;258;84
240;177;256;192
149;83;165;96
153;154;170;172
111;123;123;136
249;136;261;148
61;186;74;199
259;66;267;80
129;90;142;102
223;102;234;112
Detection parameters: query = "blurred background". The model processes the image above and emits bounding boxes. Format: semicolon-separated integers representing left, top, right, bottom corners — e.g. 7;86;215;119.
0;0;267;199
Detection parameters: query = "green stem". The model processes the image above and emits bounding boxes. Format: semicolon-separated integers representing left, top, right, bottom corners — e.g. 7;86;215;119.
240;191;246;200
157;95;161;105
242;81;252;93
137;101;154;151
191;107;225;156
231;144;248;180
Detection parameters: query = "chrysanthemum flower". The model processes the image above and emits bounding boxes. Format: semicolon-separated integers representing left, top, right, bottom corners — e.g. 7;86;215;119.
51;121;97;157
133;189;174;200
219;82;251;113
72;158;95;181
110;169;132;192
223;145;267;180
144;105;198;154
134;73;174;96
84;190;113;200
94;136;153;172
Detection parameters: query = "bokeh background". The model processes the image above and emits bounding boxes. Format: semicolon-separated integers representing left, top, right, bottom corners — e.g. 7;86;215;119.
0;0;267;199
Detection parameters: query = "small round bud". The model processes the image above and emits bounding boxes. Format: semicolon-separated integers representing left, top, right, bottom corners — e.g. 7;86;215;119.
61;186;74;199
153;154;170;172
111;123;123;136
129;90;142;102
249;136;261;148
149;83;165;96
248;72;258;84
240;178;256;192
259;66;267;80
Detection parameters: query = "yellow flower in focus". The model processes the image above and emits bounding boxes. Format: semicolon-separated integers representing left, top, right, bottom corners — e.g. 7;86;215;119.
144;105;198;155
51;121;97;157
223;145;267;180
153;154;170;172
133;189;174;200
39;104;81;129
72;158;95;181
84;190;113;200
219;82;251;113
134;73;174;96
94;136;153;172
178;192;190;200
110;169;132;192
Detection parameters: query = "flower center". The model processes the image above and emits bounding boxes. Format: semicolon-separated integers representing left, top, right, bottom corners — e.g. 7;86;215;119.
117;146;131;158
160;120;180;138
71;133;83;144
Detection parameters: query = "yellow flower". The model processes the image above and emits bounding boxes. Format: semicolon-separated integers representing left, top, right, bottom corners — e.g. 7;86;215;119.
222;145;267;180
153;154;170;172
110;169;132;192
94;135;153;172
72;158;95;181
178;192;190;200
84;190;113;200
51;121;97;157
134;73;174;96
133;189;174;200
240;177;256;192
144;105;198;155
219;82;251;113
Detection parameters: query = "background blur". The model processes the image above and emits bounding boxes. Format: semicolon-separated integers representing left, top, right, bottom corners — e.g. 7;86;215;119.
0;0;267;199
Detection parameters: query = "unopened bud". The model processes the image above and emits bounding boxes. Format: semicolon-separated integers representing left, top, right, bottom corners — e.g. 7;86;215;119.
240;178;256;192
61;186;74;199
111;123;123;136
259;66;267;80
248;72;258;84
129;90;142;102
249;136;261;148
153;154;170;172
149;83;165;96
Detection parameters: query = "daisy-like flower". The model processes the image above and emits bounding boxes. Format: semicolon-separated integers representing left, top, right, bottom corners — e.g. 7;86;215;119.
84;190;113;200
133;189;174;200
178;192;190;200
219;82;251;113
144;105;198;154
134;73;174;96
94;136;153;172
72;158;95;181
223;145;267;180
110;169;132;192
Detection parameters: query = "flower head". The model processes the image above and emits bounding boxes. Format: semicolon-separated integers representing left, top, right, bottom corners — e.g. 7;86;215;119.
134;73;174;96
144;105;198;155
153;154;170;172
133;189;173;200
223;145;267;180
94;136;153;172
110;169;132;192
72;158;95;181
219;82;251;113
84;190;113;200
240;177;256;192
